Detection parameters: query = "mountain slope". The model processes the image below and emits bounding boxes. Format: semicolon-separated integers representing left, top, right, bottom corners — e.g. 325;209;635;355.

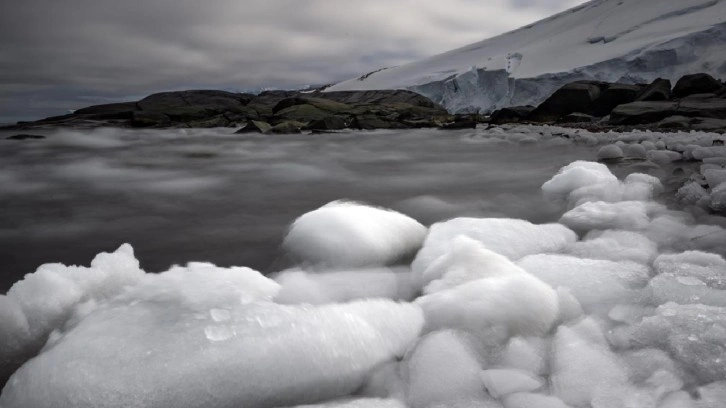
327;0;726;113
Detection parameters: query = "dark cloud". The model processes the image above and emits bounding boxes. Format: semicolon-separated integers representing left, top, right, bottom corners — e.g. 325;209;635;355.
0;0;583;122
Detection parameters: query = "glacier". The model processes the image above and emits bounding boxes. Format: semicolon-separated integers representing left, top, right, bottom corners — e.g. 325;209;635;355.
327;0;726;113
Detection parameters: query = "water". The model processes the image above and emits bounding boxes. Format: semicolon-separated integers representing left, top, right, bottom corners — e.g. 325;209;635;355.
0;127;597;292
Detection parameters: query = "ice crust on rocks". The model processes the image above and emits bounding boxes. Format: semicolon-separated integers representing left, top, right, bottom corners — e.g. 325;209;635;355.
4;151;726;408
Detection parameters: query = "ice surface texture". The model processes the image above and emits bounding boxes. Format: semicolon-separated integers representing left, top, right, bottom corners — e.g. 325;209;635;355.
4;155;726;408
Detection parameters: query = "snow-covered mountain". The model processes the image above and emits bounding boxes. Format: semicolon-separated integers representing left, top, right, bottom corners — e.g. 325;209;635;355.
327;0;726;113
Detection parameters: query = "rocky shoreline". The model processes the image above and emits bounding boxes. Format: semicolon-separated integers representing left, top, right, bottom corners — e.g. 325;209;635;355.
489;73;726;134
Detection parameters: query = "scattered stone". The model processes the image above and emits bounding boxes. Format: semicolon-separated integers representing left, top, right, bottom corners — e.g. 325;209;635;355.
636;78;672;102
270;121;304;134
609;101;679;125
235;120;272;134
673;73;724;98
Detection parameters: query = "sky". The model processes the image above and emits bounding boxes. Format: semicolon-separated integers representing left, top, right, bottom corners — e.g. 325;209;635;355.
0;0;585;122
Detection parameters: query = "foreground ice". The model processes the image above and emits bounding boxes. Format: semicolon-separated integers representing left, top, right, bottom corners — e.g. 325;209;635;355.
3;149;726;408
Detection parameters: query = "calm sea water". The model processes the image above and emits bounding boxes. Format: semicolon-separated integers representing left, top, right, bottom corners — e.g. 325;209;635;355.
1;127;608;292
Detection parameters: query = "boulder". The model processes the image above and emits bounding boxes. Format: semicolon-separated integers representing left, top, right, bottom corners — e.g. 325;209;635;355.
235;120;272;134
559;112;595;123
441;120;477;129
529;81;605;122
270;121;304;134
609;101;679;125
592;84;643;116
678;98;726;119
305;116;348;131
137;90;251;112
657;116;692;129
489;106;535;124
673;74;724;98
635;78;672;102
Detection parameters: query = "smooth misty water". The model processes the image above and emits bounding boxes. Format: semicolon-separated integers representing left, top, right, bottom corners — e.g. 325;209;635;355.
0;127;603;292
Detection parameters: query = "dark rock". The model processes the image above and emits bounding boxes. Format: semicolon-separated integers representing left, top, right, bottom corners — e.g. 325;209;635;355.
6;134;45;140
319;90;438;108
592;84;643;117
270;121;304;134
131;111;171;128
636;78;672;102
529;82;604;122
350;114;408;130
673;74;724;98
441;120;477;130
657;115;692;129
305;116;348;131
678;98;726;119
75;102;139;115
609;101;679;125
272;97;351;114
489;106;535;124
559;112;595;124
274;104;331;123
235;120;272;134
137;90;252;112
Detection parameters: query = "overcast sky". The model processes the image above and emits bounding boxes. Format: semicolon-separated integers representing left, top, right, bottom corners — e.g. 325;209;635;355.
0;0;584;122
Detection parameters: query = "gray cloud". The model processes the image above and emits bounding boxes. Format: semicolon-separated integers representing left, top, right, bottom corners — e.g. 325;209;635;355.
0;0;584;122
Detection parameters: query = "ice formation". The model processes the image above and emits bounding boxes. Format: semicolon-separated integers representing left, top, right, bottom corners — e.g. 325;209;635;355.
282;201;427;268
3;133;726;408
328;0;726;113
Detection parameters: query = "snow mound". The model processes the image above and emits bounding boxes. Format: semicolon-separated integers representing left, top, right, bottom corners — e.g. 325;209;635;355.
328;0;726;113
283;201;427;268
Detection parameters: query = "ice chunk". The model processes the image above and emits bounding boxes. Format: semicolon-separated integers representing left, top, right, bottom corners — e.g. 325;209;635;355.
692;146;726;160
597;144;624;161
502;393;572;408
703;169;726;188
711;182;726;211
501;337;548;375
565;230;658;264
274;267;415;305
659;391;697;408
542;161;619;199
628;303;726;383
420;236;528;294
623;144;647;160
5;244;144;346
697;381;726;408
551;324;627;407
412;217;575;288
283;201;427;268
0;270;423;408
406;331;486;408
677;181;711;207
292;398;407;408
648;274;726;307
518;254;649;312
0;296;31;386
416;272;559;339
560;201;662;232
480;369;542;398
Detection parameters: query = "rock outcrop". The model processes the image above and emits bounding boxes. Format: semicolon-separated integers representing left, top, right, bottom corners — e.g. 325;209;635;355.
8;89;451;133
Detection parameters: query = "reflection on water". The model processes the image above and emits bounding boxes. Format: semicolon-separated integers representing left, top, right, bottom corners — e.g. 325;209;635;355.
0;127;598;291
